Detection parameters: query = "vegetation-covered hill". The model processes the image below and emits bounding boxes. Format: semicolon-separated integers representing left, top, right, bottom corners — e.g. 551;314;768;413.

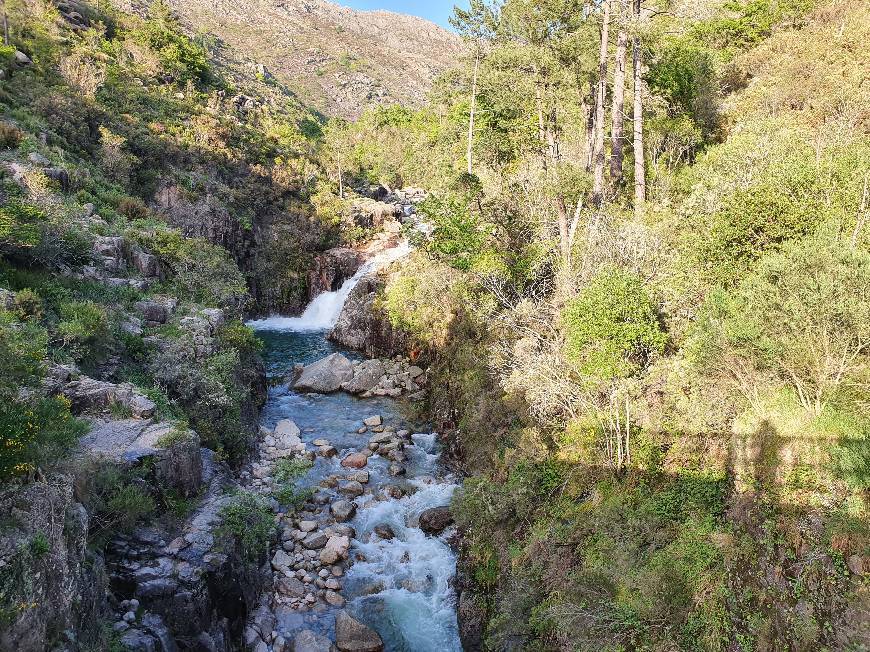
115;0;463;119
314;0;870;648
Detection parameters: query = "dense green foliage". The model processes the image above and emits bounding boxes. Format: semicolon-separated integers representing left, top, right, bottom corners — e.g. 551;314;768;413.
217;490;274;561
323;0;870;649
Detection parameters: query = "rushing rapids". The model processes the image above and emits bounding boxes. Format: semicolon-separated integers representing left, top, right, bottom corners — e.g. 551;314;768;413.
246;247;462;651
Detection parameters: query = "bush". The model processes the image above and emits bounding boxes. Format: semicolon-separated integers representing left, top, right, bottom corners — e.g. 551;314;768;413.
693;233;870;414
56;300;111;364
0;201;46;250
217;491;274;561
273;457;313;483
12;288;43;322
0;122;22;150
116;196;148;221
79;463;156;543
0;314;86;481
135;229;249;310
128;1;211;84
562;268;667;382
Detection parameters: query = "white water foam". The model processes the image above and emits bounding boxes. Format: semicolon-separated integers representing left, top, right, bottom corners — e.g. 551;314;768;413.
247;242;411;332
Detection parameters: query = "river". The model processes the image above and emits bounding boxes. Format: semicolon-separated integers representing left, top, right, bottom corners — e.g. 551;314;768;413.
248;258;462;651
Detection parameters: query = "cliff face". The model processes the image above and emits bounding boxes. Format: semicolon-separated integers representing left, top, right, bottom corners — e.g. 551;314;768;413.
115;0;463;119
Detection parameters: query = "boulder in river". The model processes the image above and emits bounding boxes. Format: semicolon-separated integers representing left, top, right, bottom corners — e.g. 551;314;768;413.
341;452;368;469
320;535;350;564
335;610;384;652
342;359;385;394
294;353;354;392
294;629;335;652
419;506;453;535
331;501;357;522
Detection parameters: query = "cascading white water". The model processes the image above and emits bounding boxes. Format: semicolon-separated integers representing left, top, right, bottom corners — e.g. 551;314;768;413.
247;242;411;332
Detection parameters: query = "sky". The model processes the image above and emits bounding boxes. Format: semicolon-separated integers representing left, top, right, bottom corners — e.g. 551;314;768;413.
339;0;469;30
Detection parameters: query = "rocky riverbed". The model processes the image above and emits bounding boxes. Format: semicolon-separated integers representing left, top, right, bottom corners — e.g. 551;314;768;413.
240;330;461;652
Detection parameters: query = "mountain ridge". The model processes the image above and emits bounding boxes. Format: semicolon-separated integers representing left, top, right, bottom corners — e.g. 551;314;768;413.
116;0;464;119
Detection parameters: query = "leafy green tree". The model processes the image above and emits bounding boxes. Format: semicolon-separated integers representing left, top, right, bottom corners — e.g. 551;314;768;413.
562;267;666;382
695;233;870;415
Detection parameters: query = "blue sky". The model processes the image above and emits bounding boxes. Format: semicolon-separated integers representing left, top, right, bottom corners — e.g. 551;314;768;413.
339;1;469;29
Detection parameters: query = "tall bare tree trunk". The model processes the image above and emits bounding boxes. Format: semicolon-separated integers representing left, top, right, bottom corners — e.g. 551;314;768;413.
610;0;629;185
632;0;645;217
466;48;480;176
557;195;570;264
592;0;611;207
584;80;596;171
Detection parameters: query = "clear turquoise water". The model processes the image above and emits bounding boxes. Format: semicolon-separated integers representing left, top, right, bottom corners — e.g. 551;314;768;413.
253;327;462;652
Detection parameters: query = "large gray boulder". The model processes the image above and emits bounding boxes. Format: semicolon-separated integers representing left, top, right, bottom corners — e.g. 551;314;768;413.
342;359;385;394
334;610;384;652
293;353;354;393
61;378;156;419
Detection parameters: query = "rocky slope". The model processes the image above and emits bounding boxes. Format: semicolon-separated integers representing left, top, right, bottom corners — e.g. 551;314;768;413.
114;0;463;119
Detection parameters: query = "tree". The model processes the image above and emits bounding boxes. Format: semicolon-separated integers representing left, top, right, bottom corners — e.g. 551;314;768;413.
610;0;629;184
632;0;645;215
695;233;870;415
451;0;499;176
592;0;611;206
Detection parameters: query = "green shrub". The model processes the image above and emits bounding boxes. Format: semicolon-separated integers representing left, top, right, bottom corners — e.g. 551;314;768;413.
273;457;313;483
128;0;211;84
693;233;870;414
77;462;156;543
0;201;45;250
12;288;43;321
0;315;86;480
562;268;667;382
56;300;111;364
217;491;274;561
116;196;149;220
216;321;263;354
273;484;315;511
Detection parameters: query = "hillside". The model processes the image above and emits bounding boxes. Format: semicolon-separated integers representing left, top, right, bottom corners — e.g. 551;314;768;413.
117;0;464;119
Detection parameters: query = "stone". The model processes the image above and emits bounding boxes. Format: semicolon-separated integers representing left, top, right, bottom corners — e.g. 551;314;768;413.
339;481;364;498
271;549;294;572
298;520;318;532
14;50;32;66
335;610;384;652
331;501;356;522
277;577;306;598
407;366;424;378
320;535;350;565
325;590;346;607
28;152;50;166
294;353;354;393
348;471;369;484
373;524;395;540
363;415;382;427
302;532;329;549
341;452;368;469
388;463;405;477
419;506;453;535
294;629;335;652
274;419;301;438
135;299;173;325
325;578;341;590
318;445;338;458
342;359;385;394
131;248;159;277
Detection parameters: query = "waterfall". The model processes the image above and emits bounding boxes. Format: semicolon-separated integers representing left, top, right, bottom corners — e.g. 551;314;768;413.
247;242;411;332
